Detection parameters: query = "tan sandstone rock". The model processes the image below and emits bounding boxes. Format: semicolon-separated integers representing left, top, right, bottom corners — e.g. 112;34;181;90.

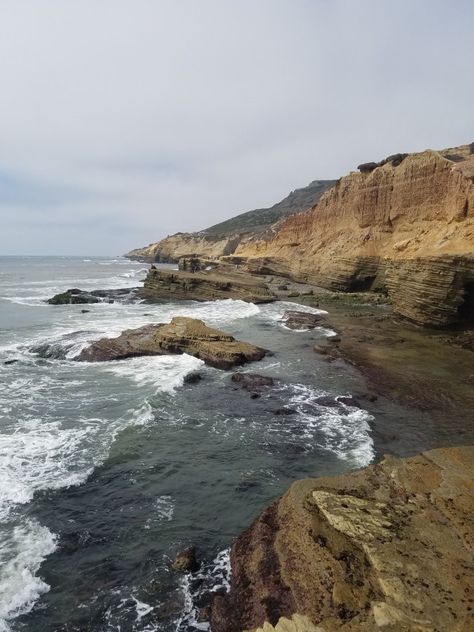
211;446;474;632
234;145;474;327
77;316;266;369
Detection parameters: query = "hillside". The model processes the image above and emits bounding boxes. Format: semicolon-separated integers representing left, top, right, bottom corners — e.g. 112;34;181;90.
124;179;336;262
203;179;336;235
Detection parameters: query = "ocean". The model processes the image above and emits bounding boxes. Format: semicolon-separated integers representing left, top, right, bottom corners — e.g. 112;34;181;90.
0;256;448;631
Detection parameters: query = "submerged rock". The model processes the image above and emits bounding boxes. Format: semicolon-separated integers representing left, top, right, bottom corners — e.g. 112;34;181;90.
77;317;266;370
281;310;326;330
231;373;275;392
211;446;474;632
171;546;200;573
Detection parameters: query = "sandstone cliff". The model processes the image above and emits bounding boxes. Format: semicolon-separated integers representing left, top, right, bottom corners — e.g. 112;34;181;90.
211;446;474;632
124;180;335;262
234;144;474;327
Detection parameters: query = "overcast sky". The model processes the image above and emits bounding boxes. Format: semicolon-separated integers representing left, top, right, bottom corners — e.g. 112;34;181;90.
0;0;473;255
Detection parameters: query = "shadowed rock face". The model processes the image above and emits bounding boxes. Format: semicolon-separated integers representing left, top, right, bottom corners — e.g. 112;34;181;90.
140;268;276;304
77;316;266;370
211;446;474;632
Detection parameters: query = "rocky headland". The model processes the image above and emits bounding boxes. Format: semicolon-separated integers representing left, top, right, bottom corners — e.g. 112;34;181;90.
128;142;474;328
125;179;335;263
211;446;474;632
232;143;474;327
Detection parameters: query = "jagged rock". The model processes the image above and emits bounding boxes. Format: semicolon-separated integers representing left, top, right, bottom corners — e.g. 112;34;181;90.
357;162;378;173
77;317;266;370
171;546;200;573
282;311;326;330
140;268;276;304
48;289;100;304
211;446;474;632
183;372;203;384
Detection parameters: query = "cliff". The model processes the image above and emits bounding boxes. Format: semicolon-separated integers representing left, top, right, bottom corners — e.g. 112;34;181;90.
234;144;474;327
211;446;474;632
124;180;335;262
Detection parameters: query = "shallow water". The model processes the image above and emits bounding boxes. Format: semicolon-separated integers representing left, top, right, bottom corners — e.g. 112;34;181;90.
0;256;469;632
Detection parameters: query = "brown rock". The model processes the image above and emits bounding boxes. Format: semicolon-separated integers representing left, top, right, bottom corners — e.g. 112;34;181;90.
140;268;276;304
281;311;326;330
234;144;474;327
171;546;200;573
211;446;474;632
77;317;266;370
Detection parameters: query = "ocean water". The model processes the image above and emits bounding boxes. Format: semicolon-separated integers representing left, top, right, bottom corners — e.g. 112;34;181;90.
0;256;458;631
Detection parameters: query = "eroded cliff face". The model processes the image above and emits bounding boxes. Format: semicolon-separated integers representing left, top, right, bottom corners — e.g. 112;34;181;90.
125;232;243;263
235;145;474;326
124;181;336;262
211;446;474;632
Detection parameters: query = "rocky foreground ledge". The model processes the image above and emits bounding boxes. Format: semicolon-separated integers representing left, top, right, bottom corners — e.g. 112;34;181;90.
77;316;266;369
211;446;474;632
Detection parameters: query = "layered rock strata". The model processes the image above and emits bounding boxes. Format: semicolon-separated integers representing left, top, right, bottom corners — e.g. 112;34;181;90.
211;446;474;632
235;145;474;327
77;316;266;369
140;267;276;303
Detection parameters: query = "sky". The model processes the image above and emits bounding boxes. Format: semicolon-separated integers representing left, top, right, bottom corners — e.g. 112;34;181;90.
0;0;473;256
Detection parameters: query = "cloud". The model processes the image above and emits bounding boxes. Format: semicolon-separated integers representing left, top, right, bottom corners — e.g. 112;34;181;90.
0;0;473;254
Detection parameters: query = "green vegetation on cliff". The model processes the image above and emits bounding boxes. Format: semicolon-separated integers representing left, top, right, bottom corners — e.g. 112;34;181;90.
203;179;336;235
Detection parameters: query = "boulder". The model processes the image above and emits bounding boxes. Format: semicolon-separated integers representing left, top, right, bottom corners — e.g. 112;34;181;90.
77;317;266;370
231;373;275;392
171;546;200;573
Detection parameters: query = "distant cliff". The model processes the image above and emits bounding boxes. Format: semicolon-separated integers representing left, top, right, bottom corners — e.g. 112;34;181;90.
234;143;474;327
124;179;336;262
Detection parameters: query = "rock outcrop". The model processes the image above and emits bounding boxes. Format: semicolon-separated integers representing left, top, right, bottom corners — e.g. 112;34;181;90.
77;317;266;369
140;267;276;303
211;446;474;632
48;288;139;305
235;144;474;327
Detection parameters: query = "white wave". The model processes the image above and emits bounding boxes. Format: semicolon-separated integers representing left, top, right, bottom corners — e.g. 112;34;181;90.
0;420;97;522
287;384;374;466
170;298;260;325
0;520;57;630
99;354;204;392
176;549;230;631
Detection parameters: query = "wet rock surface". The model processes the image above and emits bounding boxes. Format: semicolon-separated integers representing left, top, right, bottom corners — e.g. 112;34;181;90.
211;446;474;632
140;268;276;304
170;546;200;573
231;372;276;392
281;311;327;330
77;317;267;370
47;287;139;305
